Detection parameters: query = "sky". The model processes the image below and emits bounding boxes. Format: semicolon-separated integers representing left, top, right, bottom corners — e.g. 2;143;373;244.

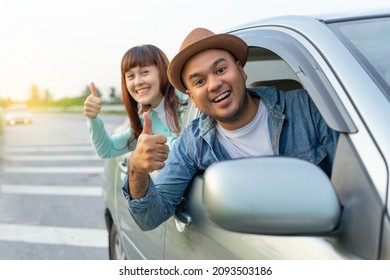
1;0;389;101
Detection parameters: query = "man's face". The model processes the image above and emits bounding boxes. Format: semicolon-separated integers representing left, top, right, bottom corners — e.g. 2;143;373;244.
182;49;248;130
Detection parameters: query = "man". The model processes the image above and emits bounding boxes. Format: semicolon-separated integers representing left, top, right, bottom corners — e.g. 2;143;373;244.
122;28;339;231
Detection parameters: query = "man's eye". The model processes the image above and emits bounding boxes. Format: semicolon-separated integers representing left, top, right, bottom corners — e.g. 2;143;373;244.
195;79;205;86
217;67;226;74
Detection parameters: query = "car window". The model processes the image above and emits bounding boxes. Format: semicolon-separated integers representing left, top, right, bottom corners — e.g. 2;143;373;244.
7;103;30;112
245;47;299;87
236;27;356;133
328;17;390;100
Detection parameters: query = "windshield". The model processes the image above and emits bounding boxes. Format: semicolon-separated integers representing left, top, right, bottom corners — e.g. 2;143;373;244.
8;104;30;112
328;17;390;100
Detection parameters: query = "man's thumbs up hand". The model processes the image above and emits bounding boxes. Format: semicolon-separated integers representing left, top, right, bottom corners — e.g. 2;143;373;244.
141;111;153;135
130;112;169;174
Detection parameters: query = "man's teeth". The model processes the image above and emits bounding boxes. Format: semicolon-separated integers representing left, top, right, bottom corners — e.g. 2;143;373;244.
213;91;230;102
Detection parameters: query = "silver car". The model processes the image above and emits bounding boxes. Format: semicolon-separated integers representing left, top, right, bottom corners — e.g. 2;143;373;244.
4;103;33;125
102;9;390;259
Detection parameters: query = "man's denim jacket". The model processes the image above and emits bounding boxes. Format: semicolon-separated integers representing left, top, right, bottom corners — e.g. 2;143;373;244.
122;86;339;231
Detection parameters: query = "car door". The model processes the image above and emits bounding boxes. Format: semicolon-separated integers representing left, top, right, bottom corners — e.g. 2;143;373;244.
164;21;389;259
115;153;166;259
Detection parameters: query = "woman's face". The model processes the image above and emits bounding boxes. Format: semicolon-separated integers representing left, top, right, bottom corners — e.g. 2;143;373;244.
125;64;163;108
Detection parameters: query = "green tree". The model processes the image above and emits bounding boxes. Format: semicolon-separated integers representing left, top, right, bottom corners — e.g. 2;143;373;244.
109;87;121;104
28;84;41;105
42;89;53;103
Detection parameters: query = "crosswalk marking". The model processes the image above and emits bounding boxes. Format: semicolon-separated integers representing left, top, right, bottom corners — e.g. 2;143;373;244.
1;184;102;196
4;167;104;174
4;155;100;161
0;114;125;257
3;146;95;153
0;223;107;248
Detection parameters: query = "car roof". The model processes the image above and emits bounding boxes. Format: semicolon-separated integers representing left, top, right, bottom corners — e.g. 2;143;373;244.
225;8;390;33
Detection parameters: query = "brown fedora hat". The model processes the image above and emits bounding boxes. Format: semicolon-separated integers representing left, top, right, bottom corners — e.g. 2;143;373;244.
168;27;248;93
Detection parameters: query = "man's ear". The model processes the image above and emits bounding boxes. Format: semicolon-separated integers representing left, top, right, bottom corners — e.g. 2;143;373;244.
186;90;198;108
185;90;193;100
236;60;248;81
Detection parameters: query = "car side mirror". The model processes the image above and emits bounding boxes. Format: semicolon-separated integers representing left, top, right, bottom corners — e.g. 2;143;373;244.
203;157;341;235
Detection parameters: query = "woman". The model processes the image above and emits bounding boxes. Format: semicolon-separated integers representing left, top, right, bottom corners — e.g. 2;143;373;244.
84;45;188;158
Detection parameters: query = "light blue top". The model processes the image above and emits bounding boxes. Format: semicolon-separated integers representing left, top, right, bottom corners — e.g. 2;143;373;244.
87;92;188;159
122;86;339;231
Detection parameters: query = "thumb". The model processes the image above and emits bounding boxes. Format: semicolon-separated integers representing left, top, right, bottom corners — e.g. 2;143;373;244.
89;82;98;97
142;112;153;135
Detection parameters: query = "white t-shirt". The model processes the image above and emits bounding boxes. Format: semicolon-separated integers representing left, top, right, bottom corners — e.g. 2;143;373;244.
216;101;274;159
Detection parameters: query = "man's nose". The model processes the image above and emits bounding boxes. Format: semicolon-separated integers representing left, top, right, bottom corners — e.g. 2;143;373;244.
208;76;222;92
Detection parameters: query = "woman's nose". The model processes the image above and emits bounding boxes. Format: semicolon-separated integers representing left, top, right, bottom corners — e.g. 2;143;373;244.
135;75;143;85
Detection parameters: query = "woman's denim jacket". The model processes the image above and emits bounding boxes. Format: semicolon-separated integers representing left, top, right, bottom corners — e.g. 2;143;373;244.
122;86;339;231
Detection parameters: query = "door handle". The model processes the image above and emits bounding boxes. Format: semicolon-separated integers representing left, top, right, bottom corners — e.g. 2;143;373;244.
175;209;192;226
119;159;128;180
174;198;192;232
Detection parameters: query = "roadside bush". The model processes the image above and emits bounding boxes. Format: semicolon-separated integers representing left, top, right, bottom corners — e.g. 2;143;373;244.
0;113;3;135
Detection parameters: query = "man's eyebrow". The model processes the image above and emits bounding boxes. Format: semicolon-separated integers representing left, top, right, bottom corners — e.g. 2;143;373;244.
188;72;201;82
212;57;227;68
187;57;227;81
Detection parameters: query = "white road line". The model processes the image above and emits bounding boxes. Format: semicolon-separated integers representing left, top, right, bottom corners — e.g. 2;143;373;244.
4;155;100;161
4;167;104;174
4;146;94;153
0;223;108;248
1;185;102;196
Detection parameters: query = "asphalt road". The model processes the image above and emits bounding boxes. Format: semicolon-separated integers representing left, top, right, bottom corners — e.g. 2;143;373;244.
0;112;125;259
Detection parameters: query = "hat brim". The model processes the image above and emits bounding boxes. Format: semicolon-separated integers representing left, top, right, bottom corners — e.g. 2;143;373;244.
168;33;248;93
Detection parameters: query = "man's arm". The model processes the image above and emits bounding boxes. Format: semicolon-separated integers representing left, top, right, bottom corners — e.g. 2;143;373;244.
128;164;149;199
308;95;339;176
122;116;201;231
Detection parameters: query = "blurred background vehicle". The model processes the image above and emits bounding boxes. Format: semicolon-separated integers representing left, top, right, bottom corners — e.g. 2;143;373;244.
4;103;33;125
102;8;390;260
